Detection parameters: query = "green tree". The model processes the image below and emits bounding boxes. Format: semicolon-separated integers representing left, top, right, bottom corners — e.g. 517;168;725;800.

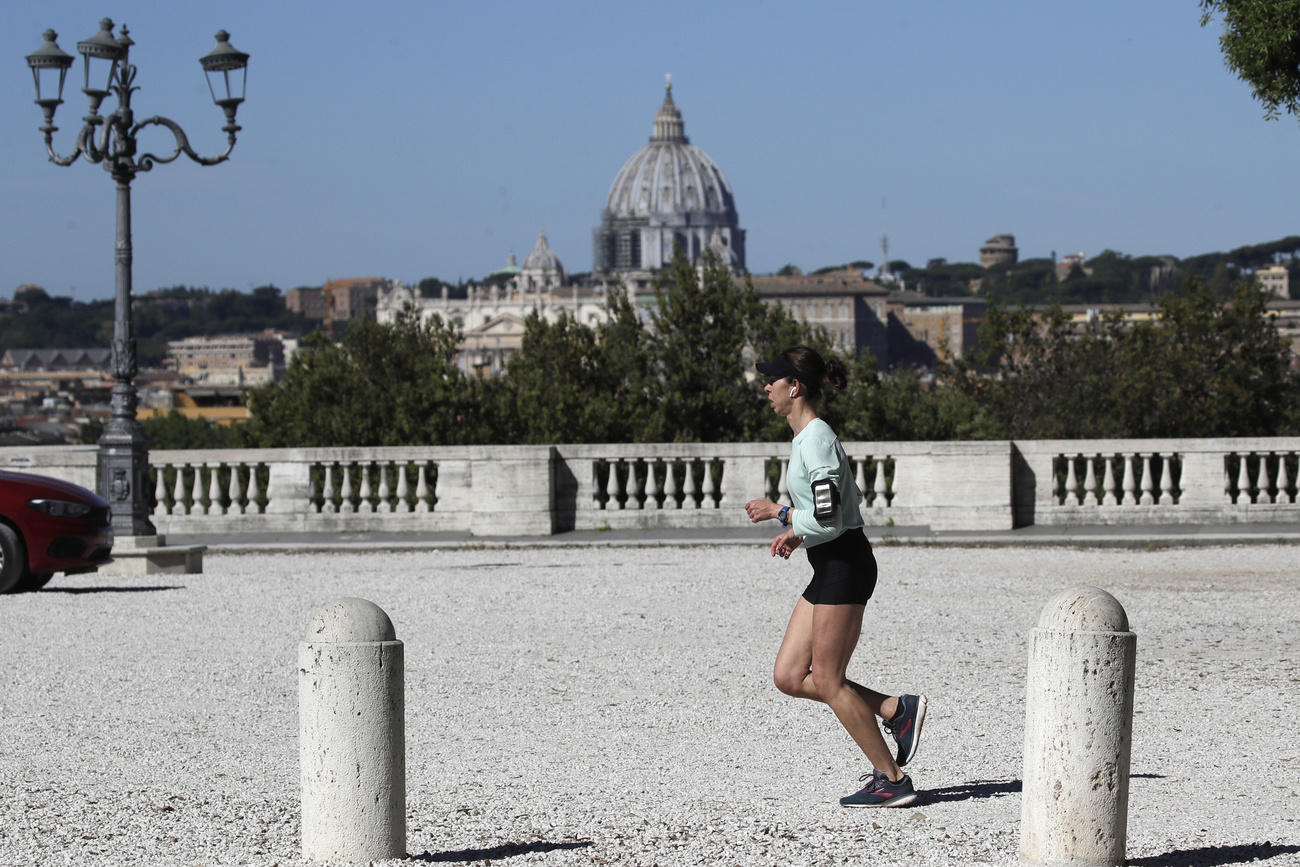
643;250;813;442
952;279;1300;438
491;282;655;444
243;308;478;446
1201;0;1300;121
823;352;999;441
140;411;243;450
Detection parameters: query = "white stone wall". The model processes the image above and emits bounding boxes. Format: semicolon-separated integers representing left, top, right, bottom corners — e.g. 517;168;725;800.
7;438;1299;536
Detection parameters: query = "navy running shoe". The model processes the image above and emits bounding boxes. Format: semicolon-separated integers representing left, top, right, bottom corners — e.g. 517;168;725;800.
839;770;918;808
883;694;928;767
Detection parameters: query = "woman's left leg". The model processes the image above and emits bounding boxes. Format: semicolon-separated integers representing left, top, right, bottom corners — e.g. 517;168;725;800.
810;602;903;782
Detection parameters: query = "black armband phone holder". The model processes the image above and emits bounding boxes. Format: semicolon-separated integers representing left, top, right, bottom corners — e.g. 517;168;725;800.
811;478;839;520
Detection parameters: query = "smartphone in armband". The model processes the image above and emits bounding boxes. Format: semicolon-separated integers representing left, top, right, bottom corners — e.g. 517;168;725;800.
811;478;839;520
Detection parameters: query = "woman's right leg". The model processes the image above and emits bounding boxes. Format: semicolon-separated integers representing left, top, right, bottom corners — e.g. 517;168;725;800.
772;597;899;719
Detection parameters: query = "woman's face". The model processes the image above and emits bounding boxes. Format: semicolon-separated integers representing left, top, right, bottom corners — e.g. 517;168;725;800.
764;376;794;415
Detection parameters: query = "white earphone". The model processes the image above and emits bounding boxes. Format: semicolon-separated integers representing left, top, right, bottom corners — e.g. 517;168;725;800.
789;386;798;398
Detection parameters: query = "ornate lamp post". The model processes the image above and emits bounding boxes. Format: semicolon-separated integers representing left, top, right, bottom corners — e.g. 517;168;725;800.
26;20;249;538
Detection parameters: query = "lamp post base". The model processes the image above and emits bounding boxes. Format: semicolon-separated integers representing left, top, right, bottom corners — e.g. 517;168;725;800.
97;424;157;538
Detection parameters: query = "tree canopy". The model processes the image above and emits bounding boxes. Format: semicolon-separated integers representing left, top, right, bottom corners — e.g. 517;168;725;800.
1202;0;1300;121
218;264;1300;449
949;279;1300;438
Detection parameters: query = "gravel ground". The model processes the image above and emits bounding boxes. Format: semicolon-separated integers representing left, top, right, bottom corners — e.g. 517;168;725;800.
1;544;1297;866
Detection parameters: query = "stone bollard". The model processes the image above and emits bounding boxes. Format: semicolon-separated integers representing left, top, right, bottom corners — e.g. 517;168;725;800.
299;598;406;862
1021;585;1136;867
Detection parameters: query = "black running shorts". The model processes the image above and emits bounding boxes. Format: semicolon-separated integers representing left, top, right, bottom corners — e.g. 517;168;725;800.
802;527;877;606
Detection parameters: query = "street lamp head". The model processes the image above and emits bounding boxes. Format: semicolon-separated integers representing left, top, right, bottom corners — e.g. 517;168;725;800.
200;29;249;122
76;18;126;114
26;29;74;125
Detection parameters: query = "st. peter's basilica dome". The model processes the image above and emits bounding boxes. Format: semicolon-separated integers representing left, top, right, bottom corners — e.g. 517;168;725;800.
593;81;745;282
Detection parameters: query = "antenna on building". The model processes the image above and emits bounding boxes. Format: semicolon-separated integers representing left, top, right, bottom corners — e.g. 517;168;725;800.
879;197;891;281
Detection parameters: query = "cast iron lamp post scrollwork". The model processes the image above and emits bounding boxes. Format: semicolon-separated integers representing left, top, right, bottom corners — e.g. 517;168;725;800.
26;20;249;538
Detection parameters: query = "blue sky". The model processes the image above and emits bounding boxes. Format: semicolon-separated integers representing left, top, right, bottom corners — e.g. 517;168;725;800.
2;1;1296;301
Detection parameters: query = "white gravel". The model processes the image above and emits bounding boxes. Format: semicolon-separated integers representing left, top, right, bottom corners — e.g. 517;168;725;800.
1;543;1297;866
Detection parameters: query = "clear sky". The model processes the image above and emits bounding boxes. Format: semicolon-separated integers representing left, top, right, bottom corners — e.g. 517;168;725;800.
2;1;1296;301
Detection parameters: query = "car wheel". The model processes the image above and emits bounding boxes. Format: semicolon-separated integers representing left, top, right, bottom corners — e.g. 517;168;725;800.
16;571;54;592
0;524;28;594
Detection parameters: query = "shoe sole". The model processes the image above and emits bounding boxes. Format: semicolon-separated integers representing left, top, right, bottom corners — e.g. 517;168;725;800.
897;694;928;767
840;791;919;808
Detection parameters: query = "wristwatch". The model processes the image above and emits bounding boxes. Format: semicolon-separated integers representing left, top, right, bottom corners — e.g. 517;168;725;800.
778;505;790;527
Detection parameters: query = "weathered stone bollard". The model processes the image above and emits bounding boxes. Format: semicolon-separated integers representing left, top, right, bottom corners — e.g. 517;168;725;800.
1021;585;1136;867
299;598;406;862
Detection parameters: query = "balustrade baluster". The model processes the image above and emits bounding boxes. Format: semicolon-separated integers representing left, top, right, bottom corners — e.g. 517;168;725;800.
683;460;699;509
703;458;718;509
605;459;622;510
174;464;188;515
1260;453;1275;504
1083;456;1098;506
188;465;203;515
1236;454;1252;505
1122;455;1136;506
304;466;316;513
228;463;243;514
1102;457;1117;506
1065;456;1080;506
874;459;889;509
667;461;682;509
340;464;355;514
632;460;646;510
650;460;665;510
592;462;606;510
246;464;261;514
207;463;223;515
1140;454;1156;505
415;464;431;513
1278;453;1293;505
859;458;873;508
1160;455;1175;505
374;462;390;513
322;463;337;514
153;466;168;516
778;459;790;505
394;463;410;513
359;464;374;513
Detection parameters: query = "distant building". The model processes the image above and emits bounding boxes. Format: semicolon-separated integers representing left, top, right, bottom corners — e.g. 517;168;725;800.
286;278;389;325
165;332;286;387
518;232;566;292
750;268;891;359
376;276;617;377
980;234;1018;269
286;286;328;320
1056;252;1089;281
1;348;110;371
750;268;986;367
1257;264;1291;299
885;294;987;366
323;277;388;321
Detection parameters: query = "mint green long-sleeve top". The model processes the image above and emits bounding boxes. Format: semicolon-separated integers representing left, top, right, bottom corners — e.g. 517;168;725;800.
785;417;864;547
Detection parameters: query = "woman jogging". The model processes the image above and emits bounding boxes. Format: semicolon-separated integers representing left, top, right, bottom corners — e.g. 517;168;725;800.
745;346;928;808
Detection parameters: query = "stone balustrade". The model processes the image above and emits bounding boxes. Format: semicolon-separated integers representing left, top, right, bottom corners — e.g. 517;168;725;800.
1013;438;1300;526
5;437;1299;536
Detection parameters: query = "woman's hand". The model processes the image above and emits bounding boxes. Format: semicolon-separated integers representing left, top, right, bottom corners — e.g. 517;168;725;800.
745;498;781;523
770;529;803;559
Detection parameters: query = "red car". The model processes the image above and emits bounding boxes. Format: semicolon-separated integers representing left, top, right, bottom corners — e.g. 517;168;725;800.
0;469;114;593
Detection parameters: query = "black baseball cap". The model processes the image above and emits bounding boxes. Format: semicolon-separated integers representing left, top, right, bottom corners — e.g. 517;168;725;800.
755;354;809;385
